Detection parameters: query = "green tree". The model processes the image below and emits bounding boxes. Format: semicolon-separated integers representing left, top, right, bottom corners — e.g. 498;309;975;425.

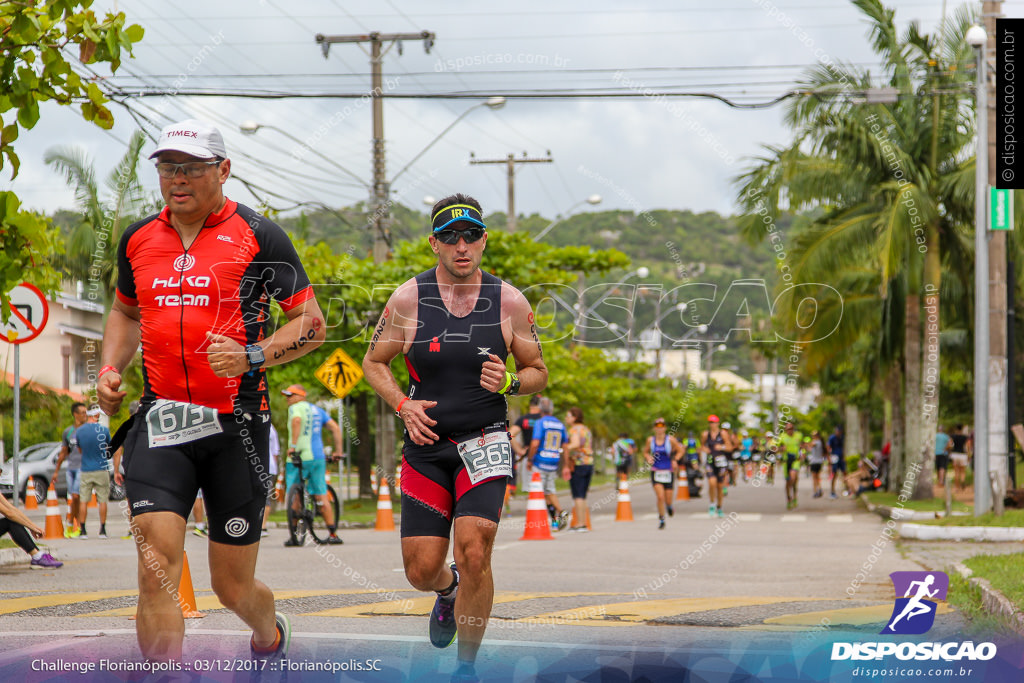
0;1;143;309
734;1;977;498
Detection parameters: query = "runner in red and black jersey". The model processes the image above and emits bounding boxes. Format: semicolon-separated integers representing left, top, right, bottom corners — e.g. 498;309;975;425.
97;120;325;664
363;194;547;683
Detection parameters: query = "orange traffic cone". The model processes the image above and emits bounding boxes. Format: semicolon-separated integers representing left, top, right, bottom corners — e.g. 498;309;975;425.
370;471;378;494
395;465;402;495
65;493;74;526
569;505;592;530
274;473;285;503
130;550;205;620
519;471;554;540
43;482;65;539
87;491;98;508
374;480;395;531
615;479;634;522
676;469;690;501
24;478;38;510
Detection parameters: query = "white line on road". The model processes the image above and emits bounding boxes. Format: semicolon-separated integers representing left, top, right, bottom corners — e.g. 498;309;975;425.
826;514;853;523
780;515;807;522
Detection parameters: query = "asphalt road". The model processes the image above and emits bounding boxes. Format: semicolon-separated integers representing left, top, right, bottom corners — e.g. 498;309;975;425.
0;469;989;681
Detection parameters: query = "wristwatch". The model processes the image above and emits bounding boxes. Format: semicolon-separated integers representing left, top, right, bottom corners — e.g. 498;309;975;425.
245;344;266;370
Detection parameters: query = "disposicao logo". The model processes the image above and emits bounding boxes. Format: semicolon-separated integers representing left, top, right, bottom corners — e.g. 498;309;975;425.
831;571;997;663
881;571;948;635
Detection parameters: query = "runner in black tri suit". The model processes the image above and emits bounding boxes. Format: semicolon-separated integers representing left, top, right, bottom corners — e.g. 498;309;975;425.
97;120;324;664
362;193;547;683
701;415;733;518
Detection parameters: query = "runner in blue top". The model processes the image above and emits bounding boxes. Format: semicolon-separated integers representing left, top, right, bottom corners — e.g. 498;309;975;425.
740;431;754;482
612;433;636;481
828;426;846;499
527;398;570;531
75;408;113;539
643;417;683;529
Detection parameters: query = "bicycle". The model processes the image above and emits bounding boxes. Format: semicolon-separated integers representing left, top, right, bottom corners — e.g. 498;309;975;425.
285;452;340;545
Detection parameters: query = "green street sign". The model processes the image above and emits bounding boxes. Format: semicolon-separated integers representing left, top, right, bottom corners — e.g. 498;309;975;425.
991;187;1014;231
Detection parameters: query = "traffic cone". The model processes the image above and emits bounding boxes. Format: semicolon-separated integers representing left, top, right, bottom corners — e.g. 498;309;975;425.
24;478;38;510
88;491;98;508
274;473;285;503
395;465;402;495
65;493;74;526
615;479;634;522
569;506;592;530
676;469;690;501
374;480;395;531
43;482;65;539
519;471;554;540
370;471;378;496
130;551;205;620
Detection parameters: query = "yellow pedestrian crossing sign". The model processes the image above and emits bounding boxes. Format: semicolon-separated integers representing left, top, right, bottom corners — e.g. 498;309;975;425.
315;348;363;398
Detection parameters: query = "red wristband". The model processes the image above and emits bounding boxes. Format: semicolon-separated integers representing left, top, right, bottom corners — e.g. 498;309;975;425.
99;365;119;379
395;396;409;417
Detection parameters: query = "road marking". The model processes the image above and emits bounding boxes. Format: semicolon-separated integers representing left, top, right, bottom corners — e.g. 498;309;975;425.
826;514;853;523
76;589;412;618
763;602;954;627
521;596;827;627
780;515;806;522
733;513;762;522
0;591;137;616
303;591;622;618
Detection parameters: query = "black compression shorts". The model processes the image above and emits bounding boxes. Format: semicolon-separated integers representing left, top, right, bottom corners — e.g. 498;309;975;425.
123;408;271;546
400;429;508;539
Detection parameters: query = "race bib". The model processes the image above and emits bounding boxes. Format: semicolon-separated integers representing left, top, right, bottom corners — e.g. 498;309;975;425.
714;454;729;468
653;469;672;484
146;399;223;448
456;431;513;485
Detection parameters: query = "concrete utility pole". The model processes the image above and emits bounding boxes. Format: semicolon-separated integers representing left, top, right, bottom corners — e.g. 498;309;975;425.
315;30;435;484
984;1;1008;514
469;152;553;232
315;30;435;262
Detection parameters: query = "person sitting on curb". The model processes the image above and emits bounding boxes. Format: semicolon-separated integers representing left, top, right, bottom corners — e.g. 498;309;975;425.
0;466;63;569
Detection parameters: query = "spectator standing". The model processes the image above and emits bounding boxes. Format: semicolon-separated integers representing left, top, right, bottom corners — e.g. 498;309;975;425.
827;426;846;499
76;407;113;539
53;402;88;536
934;426;952;487
949;425;969;491
563;407;594;532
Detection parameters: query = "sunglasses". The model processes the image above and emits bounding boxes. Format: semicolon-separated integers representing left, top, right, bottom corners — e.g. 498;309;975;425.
434;227;486;245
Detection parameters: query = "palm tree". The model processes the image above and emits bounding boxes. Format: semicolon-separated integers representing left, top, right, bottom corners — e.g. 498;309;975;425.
734;0;978;498
45;130;153;305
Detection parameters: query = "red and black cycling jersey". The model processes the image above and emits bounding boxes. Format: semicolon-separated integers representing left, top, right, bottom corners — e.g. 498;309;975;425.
116;199;314;414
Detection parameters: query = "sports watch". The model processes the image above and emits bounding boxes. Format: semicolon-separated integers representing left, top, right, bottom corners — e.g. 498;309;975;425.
245;344;266;370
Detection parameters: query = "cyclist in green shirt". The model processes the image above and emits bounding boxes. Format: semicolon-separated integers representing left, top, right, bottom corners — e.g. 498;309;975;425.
777;422;806;510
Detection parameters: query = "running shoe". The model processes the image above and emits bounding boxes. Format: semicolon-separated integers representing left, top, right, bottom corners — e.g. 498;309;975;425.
666;504;674;517
192;525;208;537
708;504;717;518
717;508;725;518
98;527;108;539
658;517;666;530
830;492;838;500
66;528;81;539
325;534;344;545
261;528;269;537
451;662;480;683
250;611;291;662
723;486;729;497
78;532;88;540
429;563;459;648
30;552;63;569
557;510;569;531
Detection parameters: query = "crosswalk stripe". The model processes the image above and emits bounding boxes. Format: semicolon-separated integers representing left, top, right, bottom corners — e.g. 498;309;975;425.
303;591;621;618
521;596;827;626
780;515;806;522
763;602;953;627
826;514;854;523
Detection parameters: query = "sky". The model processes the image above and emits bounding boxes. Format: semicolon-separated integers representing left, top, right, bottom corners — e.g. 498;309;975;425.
5;0;1023;224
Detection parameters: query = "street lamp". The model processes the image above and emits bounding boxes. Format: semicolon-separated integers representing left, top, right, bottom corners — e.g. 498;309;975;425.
705;341;727;382
578;265;646;346
533;194;603;242
967;24;990;514
390;97;505;185
239;120;370;190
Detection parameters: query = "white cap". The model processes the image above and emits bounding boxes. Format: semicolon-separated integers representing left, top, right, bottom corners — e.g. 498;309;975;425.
149;119;227;160
86;406;102;416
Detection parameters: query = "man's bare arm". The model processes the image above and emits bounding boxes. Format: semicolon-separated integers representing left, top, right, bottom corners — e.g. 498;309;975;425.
98;298;143;416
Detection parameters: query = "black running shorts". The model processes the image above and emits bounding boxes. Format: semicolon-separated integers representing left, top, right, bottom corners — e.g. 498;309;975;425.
400;429;508;539
123;408;271;546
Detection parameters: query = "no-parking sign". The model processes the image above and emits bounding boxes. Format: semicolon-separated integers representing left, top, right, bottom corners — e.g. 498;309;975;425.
1;283;49;344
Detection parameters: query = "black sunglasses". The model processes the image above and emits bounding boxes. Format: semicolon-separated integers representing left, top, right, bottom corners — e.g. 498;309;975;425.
434;227;486;245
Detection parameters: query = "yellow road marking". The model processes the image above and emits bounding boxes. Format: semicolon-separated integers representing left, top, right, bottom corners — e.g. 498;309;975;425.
304;591;622;618
518;596;824;626
76;589;415;618
763;602;954;627
0;591;138;616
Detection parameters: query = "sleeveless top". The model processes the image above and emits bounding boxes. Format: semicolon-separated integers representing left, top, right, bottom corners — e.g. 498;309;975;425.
649;435;672;470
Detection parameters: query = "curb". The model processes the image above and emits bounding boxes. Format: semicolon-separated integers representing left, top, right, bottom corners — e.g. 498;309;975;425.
897;523;1024;542
860;495;970;522
952;563;1024;637
0;546;25;568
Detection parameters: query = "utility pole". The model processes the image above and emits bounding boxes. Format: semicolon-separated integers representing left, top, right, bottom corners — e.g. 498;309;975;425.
469;152;553;232
983;1;1008;514
315;30;435;485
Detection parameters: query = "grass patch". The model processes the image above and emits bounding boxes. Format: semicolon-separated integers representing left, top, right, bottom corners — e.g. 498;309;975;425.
0;538;17;550
919;509;1024;527
963;553;1024;612
945;572;1019;637
863;491;971;513
268;496;401;526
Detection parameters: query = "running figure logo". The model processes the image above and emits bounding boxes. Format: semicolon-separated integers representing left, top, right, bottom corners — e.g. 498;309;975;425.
881;571;949;635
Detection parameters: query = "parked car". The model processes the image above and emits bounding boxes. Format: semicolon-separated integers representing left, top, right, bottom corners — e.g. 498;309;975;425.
0;441;124;505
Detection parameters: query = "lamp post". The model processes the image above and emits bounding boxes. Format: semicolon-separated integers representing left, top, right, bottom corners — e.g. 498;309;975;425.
967;24;991;514
705;342;727;385
533;194;603;242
